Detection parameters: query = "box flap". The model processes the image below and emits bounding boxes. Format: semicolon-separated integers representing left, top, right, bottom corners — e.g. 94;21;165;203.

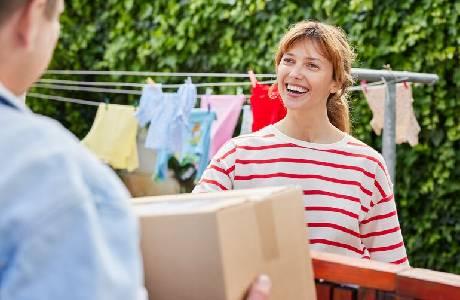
133;195;250;216
132;186;292;204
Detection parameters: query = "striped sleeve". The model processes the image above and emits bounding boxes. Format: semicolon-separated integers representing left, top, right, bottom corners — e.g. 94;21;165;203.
360;155;409;266
192;140;236;193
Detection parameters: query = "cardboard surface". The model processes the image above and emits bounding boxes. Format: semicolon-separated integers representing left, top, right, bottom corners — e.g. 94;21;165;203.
133;186;316;300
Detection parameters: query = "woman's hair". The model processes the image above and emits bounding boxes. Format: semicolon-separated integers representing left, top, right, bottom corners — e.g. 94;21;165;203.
274;20;356;133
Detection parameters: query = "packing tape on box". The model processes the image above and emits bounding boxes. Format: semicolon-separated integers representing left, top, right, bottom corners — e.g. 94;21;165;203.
254;200;280;261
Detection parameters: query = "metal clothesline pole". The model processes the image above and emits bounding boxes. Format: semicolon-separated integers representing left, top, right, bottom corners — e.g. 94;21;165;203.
352;68;439;185
44;68;439;83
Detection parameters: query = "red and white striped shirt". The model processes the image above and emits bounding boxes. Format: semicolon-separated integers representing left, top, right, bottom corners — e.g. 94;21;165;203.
193;125;409;265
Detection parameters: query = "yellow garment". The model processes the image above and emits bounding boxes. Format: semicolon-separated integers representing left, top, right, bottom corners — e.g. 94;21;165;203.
82;104;139;171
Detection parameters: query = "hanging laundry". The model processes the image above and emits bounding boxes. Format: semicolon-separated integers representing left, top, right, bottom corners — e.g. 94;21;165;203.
200;94;245;157
135;81;197;153
250;83;286;131
363;82;421;146
181;109;216;180
170;80;197;155
82;103;139;171
135;81;197;180
239;104;253;135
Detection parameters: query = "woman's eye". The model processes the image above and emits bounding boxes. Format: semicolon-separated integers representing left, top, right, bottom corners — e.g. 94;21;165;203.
282;57;294;64
307;63;319;70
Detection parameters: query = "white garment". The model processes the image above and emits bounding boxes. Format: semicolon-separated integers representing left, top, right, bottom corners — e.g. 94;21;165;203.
239;104;253;135
364;83;420;146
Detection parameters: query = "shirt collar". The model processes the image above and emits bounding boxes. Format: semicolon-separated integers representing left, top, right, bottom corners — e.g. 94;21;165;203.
0;82;31;112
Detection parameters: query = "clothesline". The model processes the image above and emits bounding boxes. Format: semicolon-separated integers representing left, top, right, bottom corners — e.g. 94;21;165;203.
28;80;393;107
44;70;277;78
31;80;395;97
42;69;438;85
37;78;395;90
28;92;102;106
26;92;250;106
34;79;277;90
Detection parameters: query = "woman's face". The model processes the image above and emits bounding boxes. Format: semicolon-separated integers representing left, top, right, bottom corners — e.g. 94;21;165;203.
276;38;338;113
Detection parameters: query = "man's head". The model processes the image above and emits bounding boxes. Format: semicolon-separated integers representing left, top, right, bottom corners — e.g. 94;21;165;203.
0;0;64;96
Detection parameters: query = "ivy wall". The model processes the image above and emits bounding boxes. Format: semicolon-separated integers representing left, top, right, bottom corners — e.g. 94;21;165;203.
28;0;460;274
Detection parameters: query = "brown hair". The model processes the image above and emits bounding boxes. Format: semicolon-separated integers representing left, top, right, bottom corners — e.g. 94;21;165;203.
0;0;59;25
274;20;356;133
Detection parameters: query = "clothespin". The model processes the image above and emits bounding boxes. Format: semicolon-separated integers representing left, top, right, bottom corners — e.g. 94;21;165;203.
186;76;192;84
207;103;211;112
360;80;368;94
236;87;243;95
146;77;156;85
248;70;257;88
403;80;409;89
104;97;110;110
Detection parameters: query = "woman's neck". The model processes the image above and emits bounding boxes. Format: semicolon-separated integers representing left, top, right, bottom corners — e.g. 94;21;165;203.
275;109;346;144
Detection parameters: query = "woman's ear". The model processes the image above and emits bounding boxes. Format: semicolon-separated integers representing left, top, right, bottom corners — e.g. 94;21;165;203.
330;81;340;94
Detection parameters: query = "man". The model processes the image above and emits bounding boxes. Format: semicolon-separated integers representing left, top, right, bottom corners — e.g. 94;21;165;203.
0;1;271;299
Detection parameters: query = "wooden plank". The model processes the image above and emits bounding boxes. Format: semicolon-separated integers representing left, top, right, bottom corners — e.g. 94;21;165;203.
394;296;413;300
357;287;377;300
311;251;409;291
396;268;460;300
316;282;333;300
332;286;355;300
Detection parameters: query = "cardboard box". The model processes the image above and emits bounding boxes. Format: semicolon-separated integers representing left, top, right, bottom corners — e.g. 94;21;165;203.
132;186;316;300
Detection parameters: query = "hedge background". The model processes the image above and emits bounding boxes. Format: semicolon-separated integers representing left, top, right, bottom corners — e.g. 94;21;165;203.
28;0;460;274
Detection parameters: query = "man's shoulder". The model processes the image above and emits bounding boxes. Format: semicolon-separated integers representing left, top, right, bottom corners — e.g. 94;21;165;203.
0;109;131;236
1;107;79;153
0;108;127;196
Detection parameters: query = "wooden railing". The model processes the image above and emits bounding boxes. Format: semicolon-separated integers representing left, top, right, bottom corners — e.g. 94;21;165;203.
311;251;460;300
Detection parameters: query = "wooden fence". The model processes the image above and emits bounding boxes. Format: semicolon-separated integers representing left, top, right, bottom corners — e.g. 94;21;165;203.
312;251;460;300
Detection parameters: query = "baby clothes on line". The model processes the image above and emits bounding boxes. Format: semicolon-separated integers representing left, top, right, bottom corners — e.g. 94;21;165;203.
200;94;245;157
82;103;139;171
135;81;197;180
239;104;253;135
181;109;216;180
135;82;197;153
250;83;286;132
363;82;421;146
170;81;197;155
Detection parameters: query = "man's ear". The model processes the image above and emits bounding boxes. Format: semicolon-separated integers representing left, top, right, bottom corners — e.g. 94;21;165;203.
15;0;45;49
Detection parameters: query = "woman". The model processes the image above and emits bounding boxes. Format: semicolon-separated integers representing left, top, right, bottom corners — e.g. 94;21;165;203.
193;20;409;265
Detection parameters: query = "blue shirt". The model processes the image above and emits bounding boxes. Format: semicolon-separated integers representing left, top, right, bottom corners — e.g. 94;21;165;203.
0;85;146;300
182;109;216;179
135;82;197;180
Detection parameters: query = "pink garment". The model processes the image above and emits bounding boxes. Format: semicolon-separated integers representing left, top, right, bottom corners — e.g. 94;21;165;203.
201;95;245;157
364;83;420;146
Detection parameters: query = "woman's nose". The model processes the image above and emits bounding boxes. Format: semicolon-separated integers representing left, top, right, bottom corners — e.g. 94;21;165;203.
288;64;304;79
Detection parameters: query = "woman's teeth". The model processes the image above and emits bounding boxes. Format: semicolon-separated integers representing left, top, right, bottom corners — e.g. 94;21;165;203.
286;84;308;94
